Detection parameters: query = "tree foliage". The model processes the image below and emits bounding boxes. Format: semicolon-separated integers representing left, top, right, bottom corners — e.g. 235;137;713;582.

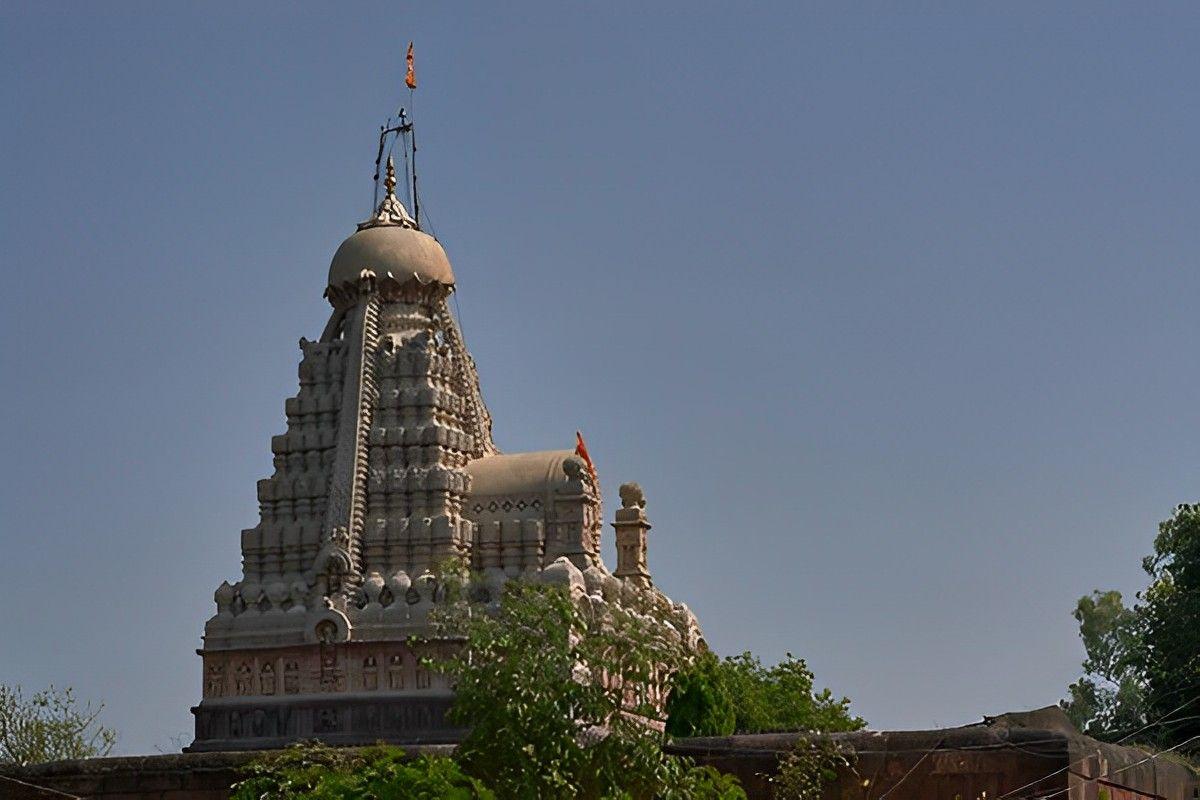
664;652;736;738
720;652;863;735
1063;504;1200;750
230;743;493;800
1140;504;1200;747
429;579;745;799
1061;590;1146;738
0;684;117;766
668;652;863;737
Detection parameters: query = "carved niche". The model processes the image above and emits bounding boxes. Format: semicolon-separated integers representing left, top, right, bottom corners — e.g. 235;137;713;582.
387;654;405;689
235;662;254;696
283;660;300;695
261;663;276;695
206;663;225;698
363;656;379;690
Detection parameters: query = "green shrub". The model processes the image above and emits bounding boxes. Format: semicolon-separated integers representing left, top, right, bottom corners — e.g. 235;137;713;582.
664;651;736;738
230;742;493;800
667;652;862;737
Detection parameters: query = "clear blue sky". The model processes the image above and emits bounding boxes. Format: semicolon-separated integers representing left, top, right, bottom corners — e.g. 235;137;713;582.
2;3;1198;755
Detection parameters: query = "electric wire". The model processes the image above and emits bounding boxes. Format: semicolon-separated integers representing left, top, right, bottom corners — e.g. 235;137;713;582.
873;737;944;800
401;129;413;211
994;692;1200;800
1030;734;1200;800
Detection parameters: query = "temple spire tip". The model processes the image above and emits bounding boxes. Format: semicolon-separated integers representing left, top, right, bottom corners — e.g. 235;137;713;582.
385;155;397;197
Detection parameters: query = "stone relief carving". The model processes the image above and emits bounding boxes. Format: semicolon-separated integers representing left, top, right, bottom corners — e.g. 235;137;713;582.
388;655;405;689
206;664;225;698
315;707;339;733
261;663;276;695
235;663;253;696
619;482;645;509
283;661;300;695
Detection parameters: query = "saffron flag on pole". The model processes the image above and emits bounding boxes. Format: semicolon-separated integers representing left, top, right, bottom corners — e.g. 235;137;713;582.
574;431;596;480
405;41;416;89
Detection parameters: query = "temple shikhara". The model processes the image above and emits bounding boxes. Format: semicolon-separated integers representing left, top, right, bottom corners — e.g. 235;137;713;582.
188;156;702;750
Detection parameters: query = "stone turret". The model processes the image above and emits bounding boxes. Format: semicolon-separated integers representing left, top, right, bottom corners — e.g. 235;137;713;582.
613;483;652;587
189;155;701;751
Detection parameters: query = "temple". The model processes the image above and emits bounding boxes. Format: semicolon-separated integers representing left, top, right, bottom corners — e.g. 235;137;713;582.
188;157;702;751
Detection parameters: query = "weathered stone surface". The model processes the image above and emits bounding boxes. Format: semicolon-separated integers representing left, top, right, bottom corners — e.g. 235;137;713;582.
1;746;455;800
666;710;1200;799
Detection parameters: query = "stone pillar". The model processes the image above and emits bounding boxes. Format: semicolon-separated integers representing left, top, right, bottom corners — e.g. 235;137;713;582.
612;483;651;587
549;456;600;569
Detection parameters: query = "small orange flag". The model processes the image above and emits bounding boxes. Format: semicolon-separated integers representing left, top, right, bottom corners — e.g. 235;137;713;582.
405;41;416;90
575;431;597;480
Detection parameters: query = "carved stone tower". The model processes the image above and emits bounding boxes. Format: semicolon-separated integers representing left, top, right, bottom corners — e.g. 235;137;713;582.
189;158;701;751
614;483;652;587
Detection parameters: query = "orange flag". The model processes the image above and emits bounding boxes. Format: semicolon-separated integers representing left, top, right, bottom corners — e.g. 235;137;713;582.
405;41;416;89
574;430;597;480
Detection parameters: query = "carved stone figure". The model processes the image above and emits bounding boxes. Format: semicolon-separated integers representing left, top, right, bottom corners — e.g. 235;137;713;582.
260;663;276;695
235;663;253;696
388;655;405;690
206;664;225;698
283;661;300;695
619;482;646;509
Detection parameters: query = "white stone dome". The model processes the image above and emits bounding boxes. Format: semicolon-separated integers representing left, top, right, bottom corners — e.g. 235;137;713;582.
328;224;454;289
328;156;455;290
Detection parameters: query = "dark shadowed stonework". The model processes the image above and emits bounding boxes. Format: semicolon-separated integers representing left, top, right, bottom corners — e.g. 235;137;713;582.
0;747;455;800
189;694;462;752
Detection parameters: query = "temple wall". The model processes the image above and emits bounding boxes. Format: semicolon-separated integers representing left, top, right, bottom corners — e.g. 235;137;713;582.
666;728;1200;800
0;747;455;800
8;728;1196;799
191;641;460;751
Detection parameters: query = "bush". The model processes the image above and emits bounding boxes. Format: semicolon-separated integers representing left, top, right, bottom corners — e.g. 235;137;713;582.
664;651;736;738
230;742;493;800
667;652;862;737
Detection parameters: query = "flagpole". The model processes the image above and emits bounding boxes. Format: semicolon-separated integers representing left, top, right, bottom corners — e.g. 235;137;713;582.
410;104;419;230
405;43;419;230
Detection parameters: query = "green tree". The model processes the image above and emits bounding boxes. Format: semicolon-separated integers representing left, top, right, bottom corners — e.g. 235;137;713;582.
665;651;862;798
664;651;736;738
1061;590;1146;739
1063;504;1200;751
1140;504;1200;749
716;653;863;735
0;684;117;766
230;742;493;800
429;580;746;799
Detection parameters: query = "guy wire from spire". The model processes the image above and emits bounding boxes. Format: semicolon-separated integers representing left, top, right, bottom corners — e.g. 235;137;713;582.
401;128;413;212
373;112;412;214
408;84;418;228
372;117;390;212
410;112;420;229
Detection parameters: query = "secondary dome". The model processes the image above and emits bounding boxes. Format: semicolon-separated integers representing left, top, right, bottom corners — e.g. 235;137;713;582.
327;157;455;290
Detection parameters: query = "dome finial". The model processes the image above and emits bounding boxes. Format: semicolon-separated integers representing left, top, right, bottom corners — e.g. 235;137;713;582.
359;154;416;231
384;155;398;198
